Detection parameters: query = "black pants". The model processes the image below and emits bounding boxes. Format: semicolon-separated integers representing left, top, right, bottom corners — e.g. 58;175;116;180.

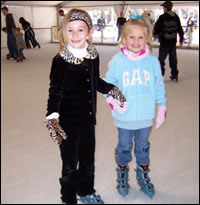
25;31;39;48
158;44;179;77
59;125;96;204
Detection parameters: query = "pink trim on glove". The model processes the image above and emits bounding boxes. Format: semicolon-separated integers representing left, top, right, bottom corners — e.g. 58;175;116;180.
106;96;128;114
108;103;114;110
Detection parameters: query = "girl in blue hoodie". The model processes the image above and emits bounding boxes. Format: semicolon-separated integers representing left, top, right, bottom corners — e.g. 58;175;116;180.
104;14;167;198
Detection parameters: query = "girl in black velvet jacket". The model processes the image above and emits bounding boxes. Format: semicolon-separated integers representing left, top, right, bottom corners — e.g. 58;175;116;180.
45;9;127;204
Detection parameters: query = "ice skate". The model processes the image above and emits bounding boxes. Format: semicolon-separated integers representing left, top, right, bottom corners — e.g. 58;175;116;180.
135;165;155;198
16;56;23;62
114;148;129;197
170;75;178;82
6;54;10;59
6;54;16;60
79;193;104;204
116;165;129;197
16;56;21;62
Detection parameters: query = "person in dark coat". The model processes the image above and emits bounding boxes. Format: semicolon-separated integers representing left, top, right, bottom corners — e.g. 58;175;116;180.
153;1;184;82
97;16;106;31
1;6;19;60
45;8;127;204
116;12;126;41
19;17;40;49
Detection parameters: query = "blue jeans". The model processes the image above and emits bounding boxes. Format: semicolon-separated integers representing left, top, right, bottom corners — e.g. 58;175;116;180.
117;26;123;41
7;32;19;57
18;48;24;57
116;127;152;166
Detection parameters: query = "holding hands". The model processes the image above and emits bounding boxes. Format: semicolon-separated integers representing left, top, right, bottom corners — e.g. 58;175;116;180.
106;96;128;114
107;86;128;114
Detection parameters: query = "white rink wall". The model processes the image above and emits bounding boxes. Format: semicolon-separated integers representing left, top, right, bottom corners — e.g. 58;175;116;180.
1;2;199;48
1;5;58;48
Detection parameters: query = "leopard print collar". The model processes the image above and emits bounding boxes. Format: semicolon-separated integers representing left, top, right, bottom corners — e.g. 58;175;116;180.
60;44;98;65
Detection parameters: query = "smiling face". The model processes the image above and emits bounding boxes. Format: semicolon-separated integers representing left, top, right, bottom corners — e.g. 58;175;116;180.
123;24;148;53
66;20;93;49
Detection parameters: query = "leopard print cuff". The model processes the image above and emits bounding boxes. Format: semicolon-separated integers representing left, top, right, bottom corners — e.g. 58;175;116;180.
108;87;126;103
45;119;67;143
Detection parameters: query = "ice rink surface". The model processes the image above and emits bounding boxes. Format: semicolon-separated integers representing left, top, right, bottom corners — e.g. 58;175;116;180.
1;44;199;204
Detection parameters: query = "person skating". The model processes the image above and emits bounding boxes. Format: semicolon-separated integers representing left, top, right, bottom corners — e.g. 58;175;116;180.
104;13;167;199
153;1;184;82
45;8;127;204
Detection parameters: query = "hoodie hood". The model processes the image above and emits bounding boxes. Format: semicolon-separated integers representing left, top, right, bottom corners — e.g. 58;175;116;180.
166;11;176;17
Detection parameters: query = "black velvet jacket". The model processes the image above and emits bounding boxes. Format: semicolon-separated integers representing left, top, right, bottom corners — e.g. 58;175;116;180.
46;53;114;127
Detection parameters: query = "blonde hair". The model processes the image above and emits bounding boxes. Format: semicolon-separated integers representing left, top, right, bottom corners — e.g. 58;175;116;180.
120;15;152;52
58;8;93;53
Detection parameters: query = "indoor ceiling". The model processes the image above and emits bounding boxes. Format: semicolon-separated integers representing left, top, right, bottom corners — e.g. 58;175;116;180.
1;1;65;7
1;1;199;7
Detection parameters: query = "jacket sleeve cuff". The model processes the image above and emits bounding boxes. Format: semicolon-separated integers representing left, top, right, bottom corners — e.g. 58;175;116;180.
157;102;166;107
46;112;59;120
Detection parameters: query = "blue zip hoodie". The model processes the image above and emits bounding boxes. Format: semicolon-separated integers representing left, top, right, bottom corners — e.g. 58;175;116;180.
104;51;167;130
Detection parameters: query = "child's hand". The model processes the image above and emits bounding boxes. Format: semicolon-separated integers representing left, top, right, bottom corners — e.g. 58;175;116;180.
155;105;167;128
106;96;128;114
45;119;67;145
108;86;127;108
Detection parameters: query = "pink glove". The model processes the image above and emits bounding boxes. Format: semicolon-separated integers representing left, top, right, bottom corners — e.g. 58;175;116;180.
155;105;167;129
106;96;128;114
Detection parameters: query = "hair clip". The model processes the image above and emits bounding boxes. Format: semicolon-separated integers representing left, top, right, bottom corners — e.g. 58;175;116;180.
129;9;146;23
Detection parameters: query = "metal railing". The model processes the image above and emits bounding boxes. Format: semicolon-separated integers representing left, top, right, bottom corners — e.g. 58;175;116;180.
51;25;199;49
